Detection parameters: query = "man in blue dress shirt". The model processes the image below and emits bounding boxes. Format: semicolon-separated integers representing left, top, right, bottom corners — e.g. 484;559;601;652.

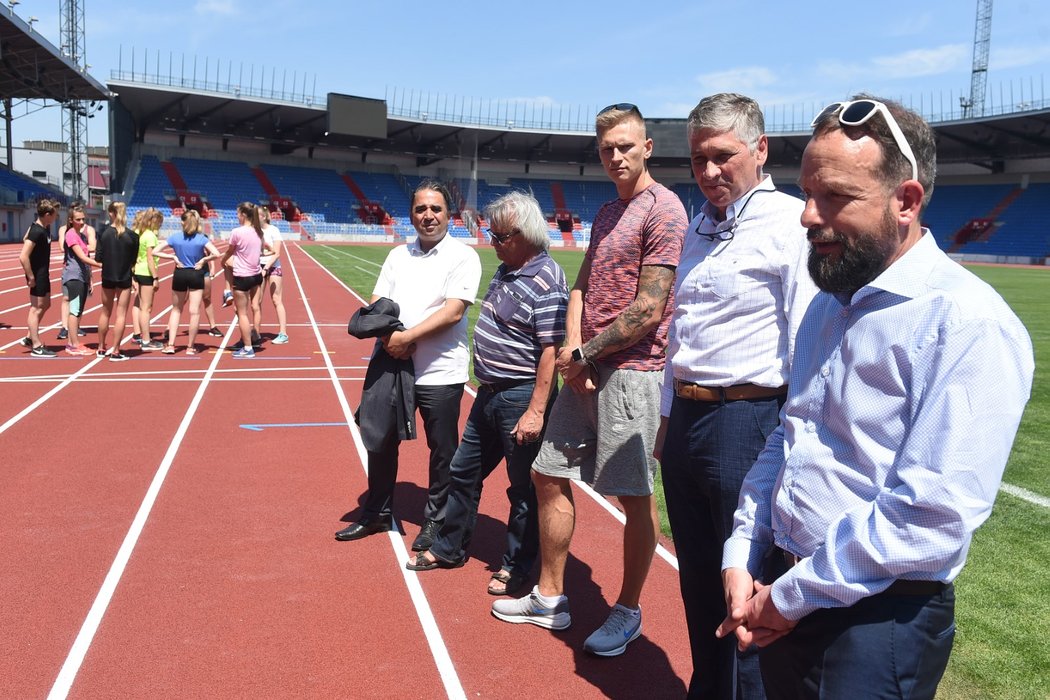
718;95;1034;699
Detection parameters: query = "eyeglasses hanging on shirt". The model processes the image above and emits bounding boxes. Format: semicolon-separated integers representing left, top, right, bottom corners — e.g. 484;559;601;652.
693;187;777;244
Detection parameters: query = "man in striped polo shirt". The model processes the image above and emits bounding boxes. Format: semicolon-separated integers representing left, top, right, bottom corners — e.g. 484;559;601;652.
406;191;567;597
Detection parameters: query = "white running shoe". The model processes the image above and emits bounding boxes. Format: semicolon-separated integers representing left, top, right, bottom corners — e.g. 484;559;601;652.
491;586;570;630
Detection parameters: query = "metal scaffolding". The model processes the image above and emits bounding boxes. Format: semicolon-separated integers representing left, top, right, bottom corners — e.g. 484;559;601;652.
59;0;88;202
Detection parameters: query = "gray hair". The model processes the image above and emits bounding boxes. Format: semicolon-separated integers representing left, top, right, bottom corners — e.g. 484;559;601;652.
687;93;765;151
484;190;549;251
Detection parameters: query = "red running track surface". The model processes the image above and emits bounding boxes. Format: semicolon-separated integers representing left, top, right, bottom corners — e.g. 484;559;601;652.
0;241;692;698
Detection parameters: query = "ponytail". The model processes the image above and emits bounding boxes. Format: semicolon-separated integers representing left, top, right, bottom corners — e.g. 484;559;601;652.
238;201;264;240
107;201;127;235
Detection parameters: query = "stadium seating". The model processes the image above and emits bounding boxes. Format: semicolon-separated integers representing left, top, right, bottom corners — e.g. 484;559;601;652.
119;155;1048;259
0;166;68;205
262;163;360;224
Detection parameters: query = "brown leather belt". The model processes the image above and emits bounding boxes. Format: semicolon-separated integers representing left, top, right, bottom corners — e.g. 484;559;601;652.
673;379;787;403
774;547;945;596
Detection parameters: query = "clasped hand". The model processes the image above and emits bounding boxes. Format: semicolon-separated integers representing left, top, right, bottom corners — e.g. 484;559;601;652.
382;330;416;359
555;346;596;394
715;568;797;651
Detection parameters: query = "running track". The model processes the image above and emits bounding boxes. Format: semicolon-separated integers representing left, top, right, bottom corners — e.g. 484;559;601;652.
0;240;691;698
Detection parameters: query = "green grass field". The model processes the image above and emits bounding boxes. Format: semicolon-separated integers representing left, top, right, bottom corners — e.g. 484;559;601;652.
303;243;1048;699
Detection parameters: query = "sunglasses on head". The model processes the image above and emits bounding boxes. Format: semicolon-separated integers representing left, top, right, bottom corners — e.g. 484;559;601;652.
811;99;918;182
598;102;639;116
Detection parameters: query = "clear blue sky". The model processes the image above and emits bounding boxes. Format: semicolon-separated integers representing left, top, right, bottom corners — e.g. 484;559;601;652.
8;0;1050;145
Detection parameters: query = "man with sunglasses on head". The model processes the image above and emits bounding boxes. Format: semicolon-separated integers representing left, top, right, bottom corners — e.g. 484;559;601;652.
492;103;686;658
717;95;1033;699
655;92;817;700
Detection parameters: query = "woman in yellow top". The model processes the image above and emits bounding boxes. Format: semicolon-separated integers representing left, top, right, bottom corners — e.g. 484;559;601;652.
131;208;164;351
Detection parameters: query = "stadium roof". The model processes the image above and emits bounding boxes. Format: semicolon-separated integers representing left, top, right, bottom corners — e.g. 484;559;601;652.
0;10;109;102
771;110;1050;172
109;79;604;166
109;79;1050;174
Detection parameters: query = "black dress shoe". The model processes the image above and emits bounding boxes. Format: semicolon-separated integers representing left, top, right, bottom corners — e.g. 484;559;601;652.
412;519;441;552
335;519;391;542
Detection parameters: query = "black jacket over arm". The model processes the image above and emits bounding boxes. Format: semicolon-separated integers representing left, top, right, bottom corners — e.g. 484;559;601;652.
348;297;416;451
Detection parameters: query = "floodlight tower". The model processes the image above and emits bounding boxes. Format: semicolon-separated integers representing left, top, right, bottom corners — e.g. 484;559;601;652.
59;0;88;202
962;0;993;118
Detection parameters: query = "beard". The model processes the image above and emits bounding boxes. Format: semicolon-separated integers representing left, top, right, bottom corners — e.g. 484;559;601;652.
807;207;900;295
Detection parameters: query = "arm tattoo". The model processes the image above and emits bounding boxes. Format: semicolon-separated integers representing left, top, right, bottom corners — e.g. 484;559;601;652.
584;265;675;360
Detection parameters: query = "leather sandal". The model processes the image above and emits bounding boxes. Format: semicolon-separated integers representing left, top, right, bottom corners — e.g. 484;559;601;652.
405;551;464;572
487;569;527;596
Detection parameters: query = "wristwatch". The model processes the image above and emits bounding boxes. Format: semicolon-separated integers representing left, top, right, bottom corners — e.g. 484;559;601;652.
571;346;588;366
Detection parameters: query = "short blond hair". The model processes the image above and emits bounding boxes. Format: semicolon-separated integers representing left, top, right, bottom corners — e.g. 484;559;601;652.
595;104;645;138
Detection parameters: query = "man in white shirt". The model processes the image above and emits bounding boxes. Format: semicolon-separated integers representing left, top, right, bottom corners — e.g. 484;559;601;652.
655;93;818;700
717;96;1033;699
336;181;482;551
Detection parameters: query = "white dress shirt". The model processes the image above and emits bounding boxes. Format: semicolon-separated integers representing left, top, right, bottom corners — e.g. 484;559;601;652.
661;176;818;415
723;231;1034;620
373;233;482;385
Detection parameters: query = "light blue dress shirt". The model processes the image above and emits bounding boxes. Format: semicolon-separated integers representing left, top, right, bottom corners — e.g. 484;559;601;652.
723;231;1034;620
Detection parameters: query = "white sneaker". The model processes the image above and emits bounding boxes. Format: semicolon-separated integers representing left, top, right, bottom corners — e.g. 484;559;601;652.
583;604;642;656
491;586;570;630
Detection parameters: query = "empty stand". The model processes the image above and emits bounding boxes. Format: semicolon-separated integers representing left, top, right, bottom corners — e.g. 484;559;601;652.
118;154;1049;260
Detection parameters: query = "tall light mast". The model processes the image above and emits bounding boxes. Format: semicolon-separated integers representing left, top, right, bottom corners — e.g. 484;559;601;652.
962;0;993;118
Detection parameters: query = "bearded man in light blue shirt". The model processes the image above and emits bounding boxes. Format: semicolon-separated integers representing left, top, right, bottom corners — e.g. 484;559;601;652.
717;96;1034;700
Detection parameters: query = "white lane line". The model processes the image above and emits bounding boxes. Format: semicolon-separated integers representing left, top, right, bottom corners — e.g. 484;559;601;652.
1001;482;1050;509
573;480;679;571
47;326;227;699
318;245;383;268
0;355;105;437
288;244;467;700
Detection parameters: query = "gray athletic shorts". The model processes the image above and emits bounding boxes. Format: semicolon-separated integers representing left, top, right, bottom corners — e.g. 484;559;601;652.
532;364;661;497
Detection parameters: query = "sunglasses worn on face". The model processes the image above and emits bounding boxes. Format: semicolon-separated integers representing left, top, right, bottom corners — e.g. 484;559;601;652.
812;99;918;182
487;229;519;245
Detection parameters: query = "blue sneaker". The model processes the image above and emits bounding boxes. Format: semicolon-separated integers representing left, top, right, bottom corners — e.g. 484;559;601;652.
272;332;289;344
582;604;642;657
232;347;255;359
491;586;570;630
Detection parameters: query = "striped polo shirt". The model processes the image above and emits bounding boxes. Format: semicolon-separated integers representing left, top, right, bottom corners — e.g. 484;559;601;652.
473;250;568;384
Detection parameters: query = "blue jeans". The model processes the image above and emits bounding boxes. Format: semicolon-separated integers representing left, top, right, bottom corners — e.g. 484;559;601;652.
429;382;550;575
661;394;784;700
760;585;956;699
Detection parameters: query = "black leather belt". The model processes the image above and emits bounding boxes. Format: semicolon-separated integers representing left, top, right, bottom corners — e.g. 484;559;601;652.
775;547;945;596
477;377;534;393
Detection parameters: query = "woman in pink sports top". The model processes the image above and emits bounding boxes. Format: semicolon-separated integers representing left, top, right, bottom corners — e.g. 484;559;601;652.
219;202;264;358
